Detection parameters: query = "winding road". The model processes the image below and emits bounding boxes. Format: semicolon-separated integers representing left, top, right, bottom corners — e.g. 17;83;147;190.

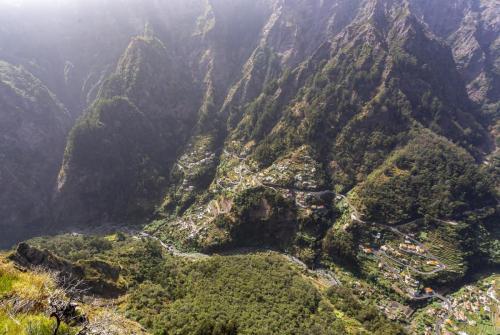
138;232;209;259
138;232;342;288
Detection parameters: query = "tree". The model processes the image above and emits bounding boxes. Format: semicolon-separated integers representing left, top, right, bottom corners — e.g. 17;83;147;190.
46;274;88;335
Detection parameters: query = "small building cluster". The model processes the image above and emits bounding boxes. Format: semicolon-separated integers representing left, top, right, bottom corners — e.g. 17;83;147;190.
399;242;425;254
422;277;498;335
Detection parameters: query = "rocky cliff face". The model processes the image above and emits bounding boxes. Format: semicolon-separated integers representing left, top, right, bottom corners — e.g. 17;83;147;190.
409;0;500;106
0;0;207;119
0;61;70;248
54;34;202;227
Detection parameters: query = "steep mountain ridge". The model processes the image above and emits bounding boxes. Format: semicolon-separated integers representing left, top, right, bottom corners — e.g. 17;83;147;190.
0;61;70;248
409;0;500;106
55;34;202;227
0;0;209;119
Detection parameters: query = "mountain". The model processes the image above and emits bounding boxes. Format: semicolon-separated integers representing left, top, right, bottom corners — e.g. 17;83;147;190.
0;0;207;119
0;0;498;334
142;0;497;268
46;0;498;280
409;0;499;107
0;0;496;277
0;61;70;248
54;34;201;227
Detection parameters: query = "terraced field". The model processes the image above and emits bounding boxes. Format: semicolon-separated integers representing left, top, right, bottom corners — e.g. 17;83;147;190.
424;226;466;275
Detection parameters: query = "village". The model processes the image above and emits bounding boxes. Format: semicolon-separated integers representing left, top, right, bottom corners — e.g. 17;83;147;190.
358;223;447;299
175;137;217;195
416;275;499;335
210;144;332;216
154;143;333;247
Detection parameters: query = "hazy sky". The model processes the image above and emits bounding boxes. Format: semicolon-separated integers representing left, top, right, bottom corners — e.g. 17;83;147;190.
0;0;77;6
1;0;48;6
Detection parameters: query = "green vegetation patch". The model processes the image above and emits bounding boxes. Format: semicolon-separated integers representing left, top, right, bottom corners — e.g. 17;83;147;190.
125;253;348;335
0;273;16;295
0;310;77;335
0;311;76;335
25;234;409;334
27;233;409;335
353;132;496;224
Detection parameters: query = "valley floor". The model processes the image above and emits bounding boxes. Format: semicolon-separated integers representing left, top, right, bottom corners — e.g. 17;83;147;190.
1;232;498;335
